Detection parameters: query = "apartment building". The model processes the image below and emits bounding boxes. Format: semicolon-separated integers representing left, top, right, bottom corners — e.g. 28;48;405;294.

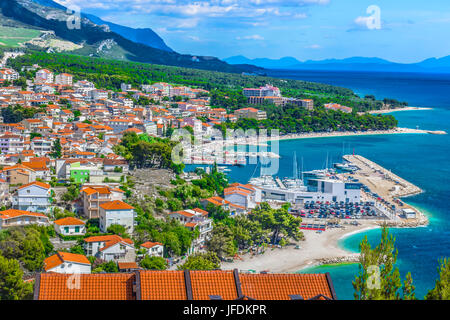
80;185;125;219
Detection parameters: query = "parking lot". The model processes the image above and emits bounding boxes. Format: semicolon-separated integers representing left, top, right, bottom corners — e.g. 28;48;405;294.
294;200;388;221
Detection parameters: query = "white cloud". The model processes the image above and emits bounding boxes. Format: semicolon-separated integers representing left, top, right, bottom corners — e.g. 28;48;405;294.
305;44;321;49
236;35;265;40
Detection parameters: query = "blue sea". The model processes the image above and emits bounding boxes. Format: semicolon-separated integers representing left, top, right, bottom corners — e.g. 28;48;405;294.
187;70;450;299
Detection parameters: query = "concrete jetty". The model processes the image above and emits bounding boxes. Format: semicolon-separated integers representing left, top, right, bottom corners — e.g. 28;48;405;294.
341;154;428;226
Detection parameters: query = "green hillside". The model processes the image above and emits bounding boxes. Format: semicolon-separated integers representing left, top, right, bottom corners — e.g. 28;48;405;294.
0;26;41;47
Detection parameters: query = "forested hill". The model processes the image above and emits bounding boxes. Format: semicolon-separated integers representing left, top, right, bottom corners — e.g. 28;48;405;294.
0;0;259;73
10;51;408;112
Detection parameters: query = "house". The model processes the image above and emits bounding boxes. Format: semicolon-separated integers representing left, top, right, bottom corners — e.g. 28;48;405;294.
12;181;52;213
140;242;164;258
33;270;337;300
43;252;91;274
0;178;9;206
0;209;50;230
168;208;212;254
117;262;140;273
55;73;73;86
224;183;261;210
35;69;54;84
0;133;24;154
53;217;86;236
81;185;125;219
83;235;135;262
99;200;135;233
234;107;267;121
0;164;36;185
201;196;247;216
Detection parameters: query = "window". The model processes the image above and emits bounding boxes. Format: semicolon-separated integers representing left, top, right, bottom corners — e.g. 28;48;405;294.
64;227;69;233
75;226;80;233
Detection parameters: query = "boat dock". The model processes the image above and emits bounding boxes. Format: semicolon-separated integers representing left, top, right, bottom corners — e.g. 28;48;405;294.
341;154;428;226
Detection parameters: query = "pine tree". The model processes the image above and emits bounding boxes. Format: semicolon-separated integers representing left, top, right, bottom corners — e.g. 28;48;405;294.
353;227;413;300
425;258;450;300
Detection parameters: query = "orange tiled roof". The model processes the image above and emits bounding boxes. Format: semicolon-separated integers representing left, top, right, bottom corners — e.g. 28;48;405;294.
0;209;47;220
99;200;134;210
239;273;333;300
43;252;90;271
53;217;85;226
36;273;135;300
139;271;187;300
141;241;163;249
118;262;139;270
190;270;238;300
17;181;51;190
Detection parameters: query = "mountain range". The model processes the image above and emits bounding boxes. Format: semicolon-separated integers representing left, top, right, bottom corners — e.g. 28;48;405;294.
225;55;450;73
0;0;261;73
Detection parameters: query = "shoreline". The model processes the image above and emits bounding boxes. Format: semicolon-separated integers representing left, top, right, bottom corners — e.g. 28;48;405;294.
221;221;382;274
221;204;429;274
268;127;446;142
364;107;433;114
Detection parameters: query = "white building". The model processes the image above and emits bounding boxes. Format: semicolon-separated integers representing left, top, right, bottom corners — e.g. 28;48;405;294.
31;137;52;156
0;68;19;81
252;177;361;204
84;235;135;262
53;217;86;236
91;90;109;100
0;209;49;230
55;73;73;86
12;181;52;213
0;134;24;154
168;208;212;254
35;69;54;84
43;252;91;274
99;200;135;233
140;241;164;258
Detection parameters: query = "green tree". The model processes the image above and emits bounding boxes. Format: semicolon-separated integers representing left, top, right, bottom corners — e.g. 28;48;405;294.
353;227;412;300
50;138;62;159
206;224;236;259
107;224;129;238
425;258;450;300
140;256;167;270
250;203;302;244
0;255;33;300
178;252;220;270
0;226;47;271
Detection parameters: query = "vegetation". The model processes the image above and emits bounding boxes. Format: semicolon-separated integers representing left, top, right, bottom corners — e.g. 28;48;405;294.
0;255;33;300
1;105;41;123
353;228;415;300
9;52;406;114
217;104;398;136
107;224;129;238
206;202;303;259
133;203;199;257
425;258;450;300
178;252;221;270
113;131;184;174
0;225;53;272
140;256;168;270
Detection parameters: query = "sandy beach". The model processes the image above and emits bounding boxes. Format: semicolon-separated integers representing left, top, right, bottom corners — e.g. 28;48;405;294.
364;107;433;114
266;127;446;143
221;221;381;273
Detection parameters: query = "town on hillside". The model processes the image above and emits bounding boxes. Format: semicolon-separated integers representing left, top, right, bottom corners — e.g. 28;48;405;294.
0;63;414;301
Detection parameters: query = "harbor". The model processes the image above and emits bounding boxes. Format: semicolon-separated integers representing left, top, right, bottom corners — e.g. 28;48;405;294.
340;154;428;226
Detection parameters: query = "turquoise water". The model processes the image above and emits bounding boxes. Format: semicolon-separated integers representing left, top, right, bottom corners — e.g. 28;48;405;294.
242;72;450;300
187;71;450;299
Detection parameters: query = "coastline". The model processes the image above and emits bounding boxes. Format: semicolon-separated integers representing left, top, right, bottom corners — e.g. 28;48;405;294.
266;127;446;142
221;206;429;274
221;221;381;274
364;107;433;114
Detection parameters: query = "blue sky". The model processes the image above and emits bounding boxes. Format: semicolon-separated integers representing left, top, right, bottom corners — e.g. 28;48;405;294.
56;0;450;63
